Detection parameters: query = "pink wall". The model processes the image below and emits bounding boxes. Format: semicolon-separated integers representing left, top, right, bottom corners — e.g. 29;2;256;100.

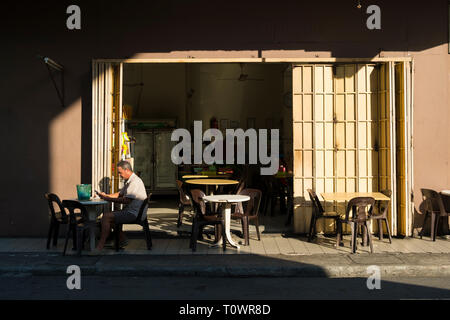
1;0;448;236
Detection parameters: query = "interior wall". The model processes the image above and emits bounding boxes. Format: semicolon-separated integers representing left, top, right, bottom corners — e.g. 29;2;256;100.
123;64;187;127
188;63;286;133
122;62;292;184
124;63;290;133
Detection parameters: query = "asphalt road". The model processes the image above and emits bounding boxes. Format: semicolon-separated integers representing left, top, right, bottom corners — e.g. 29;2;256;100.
1;275;449;300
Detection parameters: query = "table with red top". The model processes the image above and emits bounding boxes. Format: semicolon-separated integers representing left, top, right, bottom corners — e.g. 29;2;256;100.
184;179;239;196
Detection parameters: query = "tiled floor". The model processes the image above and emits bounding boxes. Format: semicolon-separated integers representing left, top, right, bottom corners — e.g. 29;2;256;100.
5;195;450;256
2;232;450;256
0;234;450;255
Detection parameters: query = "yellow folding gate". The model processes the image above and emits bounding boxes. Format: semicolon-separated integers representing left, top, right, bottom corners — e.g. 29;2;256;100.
292;62;412;236
92;61;124;194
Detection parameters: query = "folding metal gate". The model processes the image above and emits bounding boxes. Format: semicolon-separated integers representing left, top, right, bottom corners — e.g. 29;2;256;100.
92;62;123;194
292;62;412;236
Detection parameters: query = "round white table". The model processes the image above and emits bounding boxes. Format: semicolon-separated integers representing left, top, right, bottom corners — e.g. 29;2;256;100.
72;198;108;250
203;195;250;249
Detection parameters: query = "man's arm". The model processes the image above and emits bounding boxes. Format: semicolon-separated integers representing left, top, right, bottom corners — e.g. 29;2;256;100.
104;192;121;198
97;191;132;205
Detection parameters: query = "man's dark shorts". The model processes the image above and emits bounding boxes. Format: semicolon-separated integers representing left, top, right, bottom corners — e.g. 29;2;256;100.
113;211;137;224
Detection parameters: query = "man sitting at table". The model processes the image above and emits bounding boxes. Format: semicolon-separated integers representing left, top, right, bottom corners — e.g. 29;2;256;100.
95;160;148;251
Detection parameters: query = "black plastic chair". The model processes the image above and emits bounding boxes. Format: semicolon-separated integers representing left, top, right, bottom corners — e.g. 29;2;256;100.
176;180;193;227
229;179;246;214
284;179;294;226
261;176;290;217
114;195;153;251
232;177;247;195
370;189;392;243
261;176;277;216
338;197;376;254
231;188;262;246
420;189;450;241
189;189;226;252
61;200;95;256
44;193;70;249
307;189;342;244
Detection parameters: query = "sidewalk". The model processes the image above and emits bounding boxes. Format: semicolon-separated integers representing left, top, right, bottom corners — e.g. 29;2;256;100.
1;235;450;278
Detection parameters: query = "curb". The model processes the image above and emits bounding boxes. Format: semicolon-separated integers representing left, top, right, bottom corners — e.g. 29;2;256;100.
2;264;450;278
1;253;450;278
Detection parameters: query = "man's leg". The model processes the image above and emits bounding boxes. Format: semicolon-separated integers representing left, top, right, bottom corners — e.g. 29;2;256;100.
113;212;131;243
119;230;127;242
96;212;115;250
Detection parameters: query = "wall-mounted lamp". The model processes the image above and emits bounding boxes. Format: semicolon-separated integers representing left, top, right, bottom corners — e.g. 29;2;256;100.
43;57;64;72
38;55;65;108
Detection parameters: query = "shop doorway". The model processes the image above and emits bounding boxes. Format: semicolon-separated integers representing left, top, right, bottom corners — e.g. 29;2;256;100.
91;58;413;236
92;61;294;234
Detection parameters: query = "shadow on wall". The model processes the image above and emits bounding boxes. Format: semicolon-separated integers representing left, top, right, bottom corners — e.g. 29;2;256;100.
412;191;450;238
413;205;427;236
99;177;111;194
80;0;447;58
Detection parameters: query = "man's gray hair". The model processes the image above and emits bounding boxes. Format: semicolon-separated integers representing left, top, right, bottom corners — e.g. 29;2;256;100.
117;160;133;171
